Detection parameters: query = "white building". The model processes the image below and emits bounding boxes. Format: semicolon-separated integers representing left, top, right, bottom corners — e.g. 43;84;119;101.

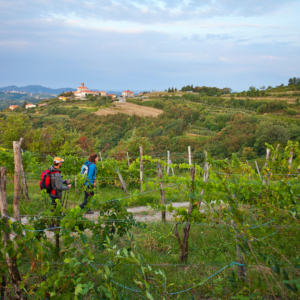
25;104;36;109
122;90;134;98
73;83;102;98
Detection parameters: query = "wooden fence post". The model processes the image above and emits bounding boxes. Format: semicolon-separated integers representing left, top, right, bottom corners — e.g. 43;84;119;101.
0;167;23;299
263;149;271;186
188;146;192;166
117;170;129;195
140;146;143;193
157;162;166;221
255;161;262;181
13;141;21;221
287;149;293;179
170;159;175;176
19;138;29;201
199;151;210;207
167;151;170;176
127;152;130;167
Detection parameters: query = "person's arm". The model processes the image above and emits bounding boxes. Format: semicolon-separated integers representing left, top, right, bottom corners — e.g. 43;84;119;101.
55;173;70;191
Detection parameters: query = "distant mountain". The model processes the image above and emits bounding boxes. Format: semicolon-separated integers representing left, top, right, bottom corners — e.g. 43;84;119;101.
0;85;76;95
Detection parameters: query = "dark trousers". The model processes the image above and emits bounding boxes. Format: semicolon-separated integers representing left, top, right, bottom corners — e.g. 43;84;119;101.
80;190;94;209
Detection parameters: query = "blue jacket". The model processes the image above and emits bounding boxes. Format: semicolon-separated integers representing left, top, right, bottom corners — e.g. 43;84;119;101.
82;161;97;186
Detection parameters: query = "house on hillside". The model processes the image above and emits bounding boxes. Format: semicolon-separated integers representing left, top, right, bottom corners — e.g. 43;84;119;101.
9;105;19;110
58;96;67;101
25;104;36;109
122;90;134;98
73;83;101;98
38;103;48;107
100;91;107;96
107;94;116;99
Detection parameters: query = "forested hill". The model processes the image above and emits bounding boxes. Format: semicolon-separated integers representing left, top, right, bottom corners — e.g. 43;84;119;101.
0;85;76;94
0;79;300;160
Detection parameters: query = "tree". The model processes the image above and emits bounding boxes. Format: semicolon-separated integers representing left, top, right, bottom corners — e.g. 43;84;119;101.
260;86;265;90
254;122;290;154
0;114;30;148
242;147;255;158
21;101;28;109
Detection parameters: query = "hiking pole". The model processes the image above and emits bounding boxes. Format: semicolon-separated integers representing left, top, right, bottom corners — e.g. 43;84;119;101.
62;191;66;208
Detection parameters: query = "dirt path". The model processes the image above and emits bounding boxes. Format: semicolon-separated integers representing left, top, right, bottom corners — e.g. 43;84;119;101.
12;201;220;238
94;102;162;117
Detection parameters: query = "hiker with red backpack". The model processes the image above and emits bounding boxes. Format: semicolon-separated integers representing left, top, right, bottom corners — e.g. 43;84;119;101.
80;154;98;213
40;157;71;207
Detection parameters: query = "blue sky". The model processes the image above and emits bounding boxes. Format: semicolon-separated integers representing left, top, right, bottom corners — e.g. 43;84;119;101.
0;0;299;91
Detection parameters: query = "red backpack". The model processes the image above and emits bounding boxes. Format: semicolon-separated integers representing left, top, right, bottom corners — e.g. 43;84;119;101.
40;169;59;194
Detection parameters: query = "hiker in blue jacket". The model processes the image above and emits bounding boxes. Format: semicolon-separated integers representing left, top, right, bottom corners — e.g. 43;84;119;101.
80;154;98;213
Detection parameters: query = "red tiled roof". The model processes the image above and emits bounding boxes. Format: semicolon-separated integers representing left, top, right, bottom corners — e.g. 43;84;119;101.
123;90;133;93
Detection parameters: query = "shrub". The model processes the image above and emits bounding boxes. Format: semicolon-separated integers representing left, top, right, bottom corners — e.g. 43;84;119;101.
286;109;297;115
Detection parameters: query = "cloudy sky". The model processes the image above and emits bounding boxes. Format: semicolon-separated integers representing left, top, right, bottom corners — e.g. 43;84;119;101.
0;0;299;91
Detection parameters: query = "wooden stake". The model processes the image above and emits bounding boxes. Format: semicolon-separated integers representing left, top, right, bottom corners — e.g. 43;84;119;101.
0;167;23;299
75;175;79;194
188;146;192;166
13;141;21;221
170;159;175;176
117;170;128;195
140;146;143;193
127;152;130;167
167;151;170;176
263;149;271;186
99;152;103;167
287;149;293;179
255;161;262;181
19;138;29;201
157;162;166;221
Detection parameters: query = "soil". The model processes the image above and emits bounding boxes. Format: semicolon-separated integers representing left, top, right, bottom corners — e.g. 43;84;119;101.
94;102;163;117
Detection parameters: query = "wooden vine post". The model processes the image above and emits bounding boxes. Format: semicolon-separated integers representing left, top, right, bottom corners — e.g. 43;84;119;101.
157;162;166;221
139;146;143;193
188;146;192;166
255;161;262;181
263;148;271;186
117;170;129;195
170;159;175;176
287;149;293;179
13;140;21;221
167;151;170;176
0;167;23;299
19;138;29;201
174;167;195;263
